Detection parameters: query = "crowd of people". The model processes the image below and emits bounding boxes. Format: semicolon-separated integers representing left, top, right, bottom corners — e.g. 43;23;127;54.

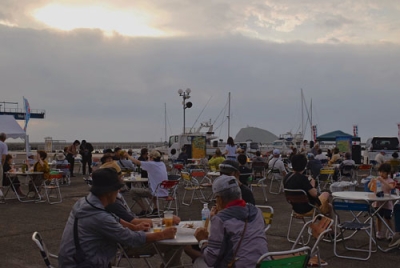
2;133;400;267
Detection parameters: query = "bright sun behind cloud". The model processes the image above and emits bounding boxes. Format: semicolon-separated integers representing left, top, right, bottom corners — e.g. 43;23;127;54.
32;3;170;37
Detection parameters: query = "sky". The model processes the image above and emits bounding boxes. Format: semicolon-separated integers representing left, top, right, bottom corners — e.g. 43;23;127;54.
1;0;400;143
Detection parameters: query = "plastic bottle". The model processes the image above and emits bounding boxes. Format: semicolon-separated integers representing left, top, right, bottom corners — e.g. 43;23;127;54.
201;203;210;226
376;180;384;198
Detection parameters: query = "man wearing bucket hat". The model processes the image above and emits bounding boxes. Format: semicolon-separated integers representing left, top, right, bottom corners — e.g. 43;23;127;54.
193;175;268;267
58;168;177;267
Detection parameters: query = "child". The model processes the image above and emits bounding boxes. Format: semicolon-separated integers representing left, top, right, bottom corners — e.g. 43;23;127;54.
368;163;396;239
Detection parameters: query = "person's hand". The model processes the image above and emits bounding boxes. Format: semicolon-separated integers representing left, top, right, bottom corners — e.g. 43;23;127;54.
138;222;151;232
194;227;209;241
210;206;218;217
172;215;181;225
162;227;177;239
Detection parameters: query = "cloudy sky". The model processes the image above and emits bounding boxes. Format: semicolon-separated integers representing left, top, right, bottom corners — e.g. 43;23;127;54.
1;0;400;143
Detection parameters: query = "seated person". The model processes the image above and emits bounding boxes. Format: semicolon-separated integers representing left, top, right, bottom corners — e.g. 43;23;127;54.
315;149;328;162
26;150;50;198
252;151;266;163
208;148;225;171
375;150;386;166
338;152;356;178
238;154;252;186
192;175;268;267
3;154;25;196
306;154;322;179
283;154;331;216
58;168;177;267
388;152;400;176
117;151;136;172
219;159;255;205
101;164;183;266
268;149;287;180
177;147;189;164
328;147;342;165
55;153;70;184
26;152;36;165
128;150;169;216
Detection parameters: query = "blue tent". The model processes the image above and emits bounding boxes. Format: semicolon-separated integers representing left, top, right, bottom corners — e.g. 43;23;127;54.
316;130;360;142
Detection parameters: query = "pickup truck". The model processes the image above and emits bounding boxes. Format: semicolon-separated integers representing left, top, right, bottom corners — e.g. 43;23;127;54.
363;136;400;164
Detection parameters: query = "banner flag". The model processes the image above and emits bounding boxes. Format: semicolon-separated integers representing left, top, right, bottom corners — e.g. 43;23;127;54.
23;97;31;131
353;125;358;137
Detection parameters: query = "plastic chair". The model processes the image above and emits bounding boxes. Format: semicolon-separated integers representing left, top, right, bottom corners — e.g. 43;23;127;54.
256;246;311;268
249;171;268;203
32;232;58;268
154;180;180;217
291;214;333;267
55;163;71;185
284;189;319;244
256;205;274;234
332;198;376;260
43;172;63;204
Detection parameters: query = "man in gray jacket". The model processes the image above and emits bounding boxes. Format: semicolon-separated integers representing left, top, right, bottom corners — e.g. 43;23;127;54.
58;168;177;267
194;175;268;267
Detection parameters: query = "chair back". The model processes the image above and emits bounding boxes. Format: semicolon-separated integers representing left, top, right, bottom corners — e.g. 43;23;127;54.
256;205;274;233
181;172;191;182
309;215;333;239
284;189;316;214
319;168;335;175
256;246;311;268
159;180;179;190
358;164;372;171
190;169;206;178
32;232;56;268
252;161;266;178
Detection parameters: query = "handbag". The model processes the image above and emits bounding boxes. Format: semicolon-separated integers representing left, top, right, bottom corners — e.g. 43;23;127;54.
227;218;248;268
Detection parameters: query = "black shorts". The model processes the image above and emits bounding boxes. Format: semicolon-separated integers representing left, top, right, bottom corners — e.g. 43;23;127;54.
378;208;392;220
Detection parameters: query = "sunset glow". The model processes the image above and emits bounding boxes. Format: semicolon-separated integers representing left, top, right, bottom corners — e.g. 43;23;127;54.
33;4;169;37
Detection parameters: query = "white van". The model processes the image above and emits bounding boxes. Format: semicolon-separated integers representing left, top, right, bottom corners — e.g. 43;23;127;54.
363;136;400;163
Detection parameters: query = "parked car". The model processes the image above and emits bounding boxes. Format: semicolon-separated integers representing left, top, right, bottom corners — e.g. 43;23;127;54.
363;136;400;163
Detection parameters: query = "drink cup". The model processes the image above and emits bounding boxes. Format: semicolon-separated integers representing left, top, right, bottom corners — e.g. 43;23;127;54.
164;211;174;228
152;218;163;232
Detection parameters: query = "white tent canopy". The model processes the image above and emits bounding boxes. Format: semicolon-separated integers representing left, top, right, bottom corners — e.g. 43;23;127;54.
0;115;26;139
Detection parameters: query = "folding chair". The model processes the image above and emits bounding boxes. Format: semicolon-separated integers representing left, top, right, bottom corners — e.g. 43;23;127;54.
316;167;335;192
256;246;311;268
256;205;274;234
268;168;284;194
32;232;58;268
356;164;372;183
56;163;71;185
252;161;267;178
43;172;63;204
284;189;318;244
249;171;268;203
332;198;376;260
338;165;356;181
154;180;180;217
291;214;333;267
181;169;209;206
115;243;153;268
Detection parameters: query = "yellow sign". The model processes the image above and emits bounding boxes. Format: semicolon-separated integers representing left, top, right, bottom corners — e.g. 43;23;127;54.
191;136;206;159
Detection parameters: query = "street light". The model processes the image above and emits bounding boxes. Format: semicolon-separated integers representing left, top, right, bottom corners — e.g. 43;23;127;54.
178;88;192;134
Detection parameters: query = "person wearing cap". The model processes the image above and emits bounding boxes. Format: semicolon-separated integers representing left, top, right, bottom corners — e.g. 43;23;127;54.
219;159;255;205
284;154;331;216
375;150;386;166
58;168;177;267
268;149;287;180
55;153;70;184
100;162;183;266
193;175;268;267
128;150;169;215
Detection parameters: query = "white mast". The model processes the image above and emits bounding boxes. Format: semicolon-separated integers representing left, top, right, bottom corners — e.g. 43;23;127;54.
228;92;231;137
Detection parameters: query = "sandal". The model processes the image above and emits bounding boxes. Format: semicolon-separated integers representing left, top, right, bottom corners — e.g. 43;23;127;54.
308;256;328;267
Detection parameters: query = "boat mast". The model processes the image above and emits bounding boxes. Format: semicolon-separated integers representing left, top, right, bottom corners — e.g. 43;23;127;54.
301;88;304;141
227;92;231;137
164;103;167;144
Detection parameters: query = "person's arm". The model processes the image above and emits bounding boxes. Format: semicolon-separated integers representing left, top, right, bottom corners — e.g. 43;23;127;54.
125;153;141;166
120;219;150;231
1;155;5;166
145;227;177;243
